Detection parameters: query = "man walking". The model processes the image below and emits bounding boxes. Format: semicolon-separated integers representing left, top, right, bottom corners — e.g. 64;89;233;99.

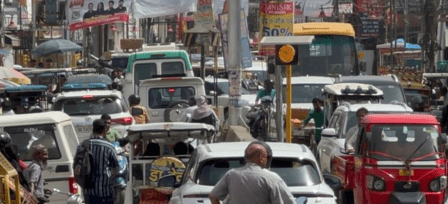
24;144;49;204
209;141;295;204
82;119;119;204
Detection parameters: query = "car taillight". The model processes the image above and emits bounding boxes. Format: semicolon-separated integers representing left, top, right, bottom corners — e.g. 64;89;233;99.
69;177;78;194
82;95;94;99
112;117;133;125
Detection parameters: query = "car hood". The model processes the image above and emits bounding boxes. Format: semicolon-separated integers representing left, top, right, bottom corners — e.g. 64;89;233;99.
174;183;336;204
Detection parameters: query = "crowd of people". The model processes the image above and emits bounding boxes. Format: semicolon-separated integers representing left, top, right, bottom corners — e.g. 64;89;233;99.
83;0;127;20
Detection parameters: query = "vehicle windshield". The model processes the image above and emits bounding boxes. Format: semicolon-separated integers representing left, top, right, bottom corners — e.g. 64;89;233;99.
112;57;129;69
53;97;125;115
197;158;321;186
282;84;325;103
290;35;357;76
134;61;186;84
368;125;442;161
375;85;405;103
217;82;250;95
148;87;195;109
4;124;61;161
345;111;406;137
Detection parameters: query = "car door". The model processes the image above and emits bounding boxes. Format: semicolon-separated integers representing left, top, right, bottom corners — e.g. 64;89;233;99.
319;112;341;173
353;126;367;204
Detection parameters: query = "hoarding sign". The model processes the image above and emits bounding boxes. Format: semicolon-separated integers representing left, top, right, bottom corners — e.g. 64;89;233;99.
359;12;383;38
218;10;252;70
195;0;215;27
67;0;131;31
131;0;197;19
356;0;383;18
258;1;294;56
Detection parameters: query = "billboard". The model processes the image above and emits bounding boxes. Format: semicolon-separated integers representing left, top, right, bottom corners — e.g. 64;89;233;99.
67;0;131;31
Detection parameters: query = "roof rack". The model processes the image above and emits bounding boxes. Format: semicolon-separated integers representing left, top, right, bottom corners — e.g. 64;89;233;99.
340;85;378;95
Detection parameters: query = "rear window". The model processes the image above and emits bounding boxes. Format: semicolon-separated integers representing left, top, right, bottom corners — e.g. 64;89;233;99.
148;87;195;109
53;97;124;115
4;124;61;161
162;62;185;75
134;63;157;84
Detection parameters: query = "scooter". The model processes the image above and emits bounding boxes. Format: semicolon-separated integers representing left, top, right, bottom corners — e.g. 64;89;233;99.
52;188;83;204
111;141;129;204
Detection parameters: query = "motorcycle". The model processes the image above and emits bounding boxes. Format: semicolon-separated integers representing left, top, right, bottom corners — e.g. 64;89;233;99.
52;188;83;204
111;141;129;204
247;96;274;141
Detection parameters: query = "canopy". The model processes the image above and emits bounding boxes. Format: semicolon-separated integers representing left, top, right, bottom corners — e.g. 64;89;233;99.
377;38;421;50
0;67;31;84
31;39;82;57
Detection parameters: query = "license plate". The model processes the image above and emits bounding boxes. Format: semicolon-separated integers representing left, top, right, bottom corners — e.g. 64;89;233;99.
399;169;414;176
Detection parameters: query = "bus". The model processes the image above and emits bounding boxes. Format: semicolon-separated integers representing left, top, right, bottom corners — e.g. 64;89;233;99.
290;22;362;76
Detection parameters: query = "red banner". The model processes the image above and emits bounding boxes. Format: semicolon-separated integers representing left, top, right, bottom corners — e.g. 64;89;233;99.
69;13;129;31
356;0;383;18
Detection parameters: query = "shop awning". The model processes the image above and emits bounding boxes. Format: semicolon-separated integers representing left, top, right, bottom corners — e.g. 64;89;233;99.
5;34;20;47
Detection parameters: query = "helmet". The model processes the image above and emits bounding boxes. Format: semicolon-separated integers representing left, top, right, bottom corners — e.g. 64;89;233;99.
0;131;11;147
410;95;424;112
128;94;140;105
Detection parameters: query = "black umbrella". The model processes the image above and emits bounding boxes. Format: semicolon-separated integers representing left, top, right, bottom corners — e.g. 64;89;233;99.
31;39;83;57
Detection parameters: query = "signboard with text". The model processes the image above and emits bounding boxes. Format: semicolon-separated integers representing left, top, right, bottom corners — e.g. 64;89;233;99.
356;0;383;18
359;12;383;38
66;0;131;31
195;0;215;27
258;1;294;56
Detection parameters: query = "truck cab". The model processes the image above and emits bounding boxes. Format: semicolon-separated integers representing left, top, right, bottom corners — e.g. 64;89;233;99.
333;114;447;204
123;50;195;100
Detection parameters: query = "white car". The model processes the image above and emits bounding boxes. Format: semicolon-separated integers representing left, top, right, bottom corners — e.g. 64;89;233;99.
170;142;338;204
52;90;133;142
203;76;257;107
317;102;413;174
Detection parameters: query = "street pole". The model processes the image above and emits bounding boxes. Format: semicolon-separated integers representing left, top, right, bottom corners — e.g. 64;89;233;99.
227;0;242;126
275;0;285;142
0;0;4;48
405;0;409;44
32;0;36;49
286;65;292;143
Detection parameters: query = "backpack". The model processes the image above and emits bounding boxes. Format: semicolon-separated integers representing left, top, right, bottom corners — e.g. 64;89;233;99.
73;139;94;188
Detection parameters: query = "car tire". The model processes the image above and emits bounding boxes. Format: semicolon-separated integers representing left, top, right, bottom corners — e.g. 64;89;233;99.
164;100;190;122
338;190;354;204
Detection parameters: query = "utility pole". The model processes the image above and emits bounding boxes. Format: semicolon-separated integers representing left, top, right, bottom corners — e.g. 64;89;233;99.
32;0;36;49
422;0;438;72
0;0;4;48
273;0;285;142
227;0;242;126
405;0;409;44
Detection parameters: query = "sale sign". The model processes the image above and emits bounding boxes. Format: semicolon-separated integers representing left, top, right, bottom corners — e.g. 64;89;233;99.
258;1;294;56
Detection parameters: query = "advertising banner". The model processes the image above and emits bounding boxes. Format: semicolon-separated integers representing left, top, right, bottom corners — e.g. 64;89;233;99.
218;10;252;70
132;0;197;19
67;0;131;31
195;0;214;28
356;0;384;18
258;1;294;56
359;12;383;38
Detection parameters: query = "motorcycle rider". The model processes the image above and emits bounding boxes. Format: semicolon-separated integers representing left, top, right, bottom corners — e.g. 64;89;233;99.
250;80;275;138
300;98;324;145
128;94;149;124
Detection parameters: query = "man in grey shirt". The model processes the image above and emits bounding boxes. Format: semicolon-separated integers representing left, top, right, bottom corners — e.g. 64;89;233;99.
209;141;296;204
345;107;368;152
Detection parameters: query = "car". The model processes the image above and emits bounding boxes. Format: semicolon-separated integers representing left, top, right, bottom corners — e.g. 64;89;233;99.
51;90;133;142
242;60;269;85
0;112;81;204
317;102;413;174
335;75;408;104
139;76;206;123
282;76;335;140
169;142;338;204
203;76;257;106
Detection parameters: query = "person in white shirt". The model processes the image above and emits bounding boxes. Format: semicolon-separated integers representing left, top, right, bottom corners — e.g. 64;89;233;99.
345;107;368;152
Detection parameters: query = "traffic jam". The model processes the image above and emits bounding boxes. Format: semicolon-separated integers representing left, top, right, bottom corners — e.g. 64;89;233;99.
0;0;447;204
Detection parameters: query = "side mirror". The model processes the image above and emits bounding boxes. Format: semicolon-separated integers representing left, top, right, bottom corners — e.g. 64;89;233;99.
441;133;447;144
321;128;337;138
157;175;177;188
131;107;144;116
323;174;342;192
359;60;367;72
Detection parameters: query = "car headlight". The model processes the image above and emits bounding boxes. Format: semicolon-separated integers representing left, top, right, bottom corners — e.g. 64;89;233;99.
430;176;446;192
366;175;385;191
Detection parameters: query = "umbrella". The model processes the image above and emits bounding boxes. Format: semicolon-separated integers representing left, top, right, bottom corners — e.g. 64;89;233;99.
0;67;31;84
31;39;83;57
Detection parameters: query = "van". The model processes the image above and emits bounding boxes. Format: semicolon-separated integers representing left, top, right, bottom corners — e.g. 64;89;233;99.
123;50;195;100
0;112;80;204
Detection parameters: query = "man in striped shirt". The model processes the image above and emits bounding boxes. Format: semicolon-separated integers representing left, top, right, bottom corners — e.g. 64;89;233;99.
83;119;119;204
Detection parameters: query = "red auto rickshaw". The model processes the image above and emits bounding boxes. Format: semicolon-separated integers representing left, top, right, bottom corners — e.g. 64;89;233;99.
333;114;447;204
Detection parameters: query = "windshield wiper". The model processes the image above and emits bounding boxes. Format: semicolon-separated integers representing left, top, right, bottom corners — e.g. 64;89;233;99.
405;135;431;171
69;112;91;116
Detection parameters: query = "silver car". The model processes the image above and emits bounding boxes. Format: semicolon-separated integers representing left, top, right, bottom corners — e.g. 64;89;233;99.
52;90;133;142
